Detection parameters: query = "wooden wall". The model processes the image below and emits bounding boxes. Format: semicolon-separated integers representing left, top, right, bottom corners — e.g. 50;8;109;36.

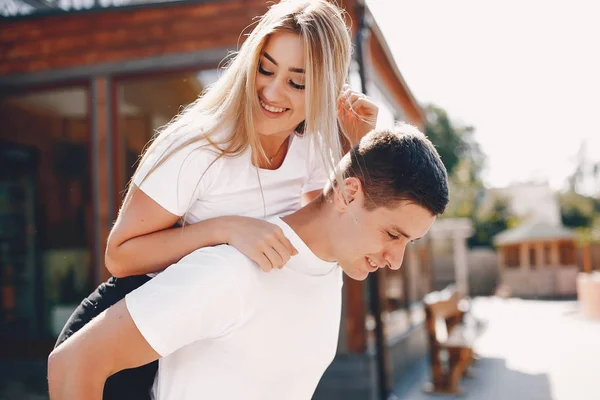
0;0;270;76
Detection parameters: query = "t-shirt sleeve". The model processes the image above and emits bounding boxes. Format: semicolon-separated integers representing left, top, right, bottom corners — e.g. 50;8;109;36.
302;137;331;194
125;246;252;357
132;138;217;216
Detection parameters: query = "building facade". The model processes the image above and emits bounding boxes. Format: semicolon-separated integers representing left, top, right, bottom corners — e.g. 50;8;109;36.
1;1;430;398
494;222;579;298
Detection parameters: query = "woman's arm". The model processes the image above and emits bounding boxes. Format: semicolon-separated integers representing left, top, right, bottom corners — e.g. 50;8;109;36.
105;186;297;277
106;186;222;277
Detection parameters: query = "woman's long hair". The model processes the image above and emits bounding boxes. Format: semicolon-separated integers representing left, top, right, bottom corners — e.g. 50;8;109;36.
128;0;352;210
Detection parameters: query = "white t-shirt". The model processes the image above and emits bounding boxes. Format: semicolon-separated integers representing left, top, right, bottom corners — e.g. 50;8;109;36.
133;129;329;224
125;218;343;400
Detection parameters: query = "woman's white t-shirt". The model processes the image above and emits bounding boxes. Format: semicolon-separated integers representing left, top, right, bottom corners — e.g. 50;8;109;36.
132;130;329;224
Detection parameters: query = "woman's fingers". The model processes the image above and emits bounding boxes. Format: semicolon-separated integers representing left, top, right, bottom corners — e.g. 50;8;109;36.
226;218;299;272
253;251;274;273
350;98;378;126
275;229;298;256
339;88;377;117
270;240;293;269
262;231;297;270
254;230;298;272
261;246;284;271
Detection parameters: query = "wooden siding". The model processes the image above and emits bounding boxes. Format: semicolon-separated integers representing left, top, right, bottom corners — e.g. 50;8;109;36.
92;77;113;283
0;0;270;76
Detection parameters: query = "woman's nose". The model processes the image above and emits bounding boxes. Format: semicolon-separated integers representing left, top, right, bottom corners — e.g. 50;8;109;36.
262;78;286;103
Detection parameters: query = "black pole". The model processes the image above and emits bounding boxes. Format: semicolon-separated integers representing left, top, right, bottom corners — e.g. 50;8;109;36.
354;3;390;400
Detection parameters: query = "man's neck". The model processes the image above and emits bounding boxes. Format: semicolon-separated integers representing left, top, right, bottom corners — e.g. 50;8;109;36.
281;200;336;263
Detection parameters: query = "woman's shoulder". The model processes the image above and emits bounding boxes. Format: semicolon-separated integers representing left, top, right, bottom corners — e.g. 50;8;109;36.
154;123;234;161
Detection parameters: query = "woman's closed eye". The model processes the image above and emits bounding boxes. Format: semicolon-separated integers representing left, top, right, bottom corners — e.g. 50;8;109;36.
258;64;305;90
258;63;274;76
289;80;305;90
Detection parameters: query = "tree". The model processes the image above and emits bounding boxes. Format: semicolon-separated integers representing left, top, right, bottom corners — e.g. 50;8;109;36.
425;104;486;218
561;140;599;233
424;104;515;247
468;196;517;248
424;104;483;179
559;192;595;229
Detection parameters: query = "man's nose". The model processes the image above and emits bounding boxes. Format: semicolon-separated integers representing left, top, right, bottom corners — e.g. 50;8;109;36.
386;243;406;270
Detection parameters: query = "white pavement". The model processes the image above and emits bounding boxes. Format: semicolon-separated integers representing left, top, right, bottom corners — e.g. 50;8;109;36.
392;297;600;400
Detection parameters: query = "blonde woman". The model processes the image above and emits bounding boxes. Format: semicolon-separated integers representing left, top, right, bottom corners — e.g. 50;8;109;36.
54;0;378;398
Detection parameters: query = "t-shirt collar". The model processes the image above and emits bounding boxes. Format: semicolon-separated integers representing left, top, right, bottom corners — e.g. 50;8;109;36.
267;217;338;276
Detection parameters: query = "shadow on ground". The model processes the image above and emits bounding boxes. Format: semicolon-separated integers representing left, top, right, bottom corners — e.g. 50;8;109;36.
393;356;555;400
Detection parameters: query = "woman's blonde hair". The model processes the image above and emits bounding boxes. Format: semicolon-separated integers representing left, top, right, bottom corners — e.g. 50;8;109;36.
130;0;352;208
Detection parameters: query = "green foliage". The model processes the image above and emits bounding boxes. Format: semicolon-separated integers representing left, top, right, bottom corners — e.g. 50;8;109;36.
468;196;514;248
424;103;517;248
562;206;593;228
559;192;596;228
424;104;484;179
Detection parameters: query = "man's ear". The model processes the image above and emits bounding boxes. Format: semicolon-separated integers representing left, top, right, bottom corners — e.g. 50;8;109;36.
333;177;363;211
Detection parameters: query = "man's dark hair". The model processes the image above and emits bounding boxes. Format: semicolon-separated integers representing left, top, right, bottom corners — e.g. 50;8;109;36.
326;123;449;215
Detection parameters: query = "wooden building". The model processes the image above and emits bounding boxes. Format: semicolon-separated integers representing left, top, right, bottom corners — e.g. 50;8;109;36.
1;1;432;398
494;222;579;298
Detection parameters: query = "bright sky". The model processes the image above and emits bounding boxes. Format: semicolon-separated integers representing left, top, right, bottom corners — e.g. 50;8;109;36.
367;0;600;192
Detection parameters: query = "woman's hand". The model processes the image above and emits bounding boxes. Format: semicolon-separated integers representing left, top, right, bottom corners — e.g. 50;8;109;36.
221;216;298;272
337;84;379;145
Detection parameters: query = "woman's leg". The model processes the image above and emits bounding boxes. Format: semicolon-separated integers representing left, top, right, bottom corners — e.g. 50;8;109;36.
53;275;157;400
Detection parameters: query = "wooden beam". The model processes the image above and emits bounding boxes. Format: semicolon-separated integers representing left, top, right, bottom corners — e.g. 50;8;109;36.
520;243;530;269
344;276;367;353
535;242;545;267
550;241;560;266
91;76;112;284
367;24;424;127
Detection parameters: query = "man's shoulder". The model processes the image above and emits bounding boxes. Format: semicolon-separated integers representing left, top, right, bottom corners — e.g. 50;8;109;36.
180;244;248;262
175;245;260;288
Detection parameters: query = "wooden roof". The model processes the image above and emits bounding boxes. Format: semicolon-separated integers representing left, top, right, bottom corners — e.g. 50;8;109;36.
367;12;424;126
493;222;576;246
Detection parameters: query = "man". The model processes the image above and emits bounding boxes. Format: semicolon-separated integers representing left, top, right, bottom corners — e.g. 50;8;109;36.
48;124;449;400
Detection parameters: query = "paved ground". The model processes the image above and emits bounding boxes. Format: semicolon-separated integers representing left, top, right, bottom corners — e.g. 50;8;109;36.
392;297;600;400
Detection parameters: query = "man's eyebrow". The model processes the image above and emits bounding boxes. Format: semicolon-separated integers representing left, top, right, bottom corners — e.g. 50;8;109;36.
391;224;422;241
263;52;305;74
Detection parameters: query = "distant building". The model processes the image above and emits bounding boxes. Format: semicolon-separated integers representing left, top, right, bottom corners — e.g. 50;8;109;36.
494;221;579;298
486;182;582;298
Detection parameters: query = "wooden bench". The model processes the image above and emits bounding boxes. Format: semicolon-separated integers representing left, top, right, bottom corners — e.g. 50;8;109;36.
423;288;476;395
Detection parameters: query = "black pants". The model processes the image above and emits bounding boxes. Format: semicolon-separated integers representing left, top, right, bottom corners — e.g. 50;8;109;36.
54;275;158;400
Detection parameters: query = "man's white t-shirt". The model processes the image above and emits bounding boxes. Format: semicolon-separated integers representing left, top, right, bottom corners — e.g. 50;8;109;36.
125;218;343;400
133;129;329;224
